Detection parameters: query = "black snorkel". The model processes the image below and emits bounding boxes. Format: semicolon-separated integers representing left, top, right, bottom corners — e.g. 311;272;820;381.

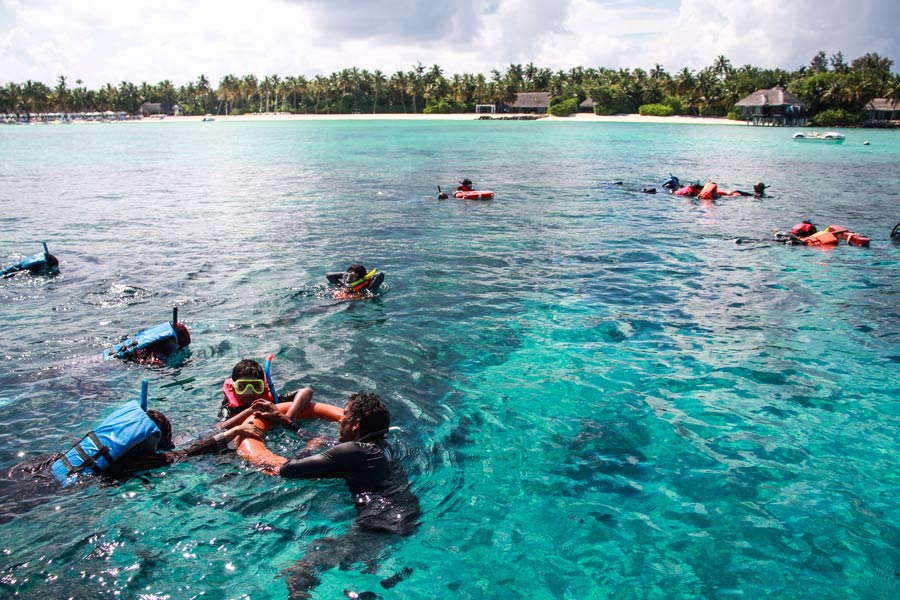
437;186;448;200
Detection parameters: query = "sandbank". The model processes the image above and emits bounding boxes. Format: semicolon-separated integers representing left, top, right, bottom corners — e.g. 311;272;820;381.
137;112;741;126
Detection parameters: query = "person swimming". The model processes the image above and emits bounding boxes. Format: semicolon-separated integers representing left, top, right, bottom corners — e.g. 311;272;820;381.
274;392;420;598
456;178;474;192
325;265;384;299
2;385;263;522
103;308;191;365
1;242;59;278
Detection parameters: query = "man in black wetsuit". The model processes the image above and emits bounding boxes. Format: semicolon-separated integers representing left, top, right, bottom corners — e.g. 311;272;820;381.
278;391;420;598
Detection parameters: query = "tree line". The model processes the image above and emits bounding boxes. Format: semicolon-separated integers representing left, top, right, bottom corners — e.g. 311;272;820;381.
2;51;898;124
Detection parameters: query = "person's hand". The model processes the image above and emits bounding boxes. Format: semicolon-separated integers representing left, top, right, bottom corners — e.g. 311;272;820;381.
233;420;265;441
252;399;292;428
305;436;329;451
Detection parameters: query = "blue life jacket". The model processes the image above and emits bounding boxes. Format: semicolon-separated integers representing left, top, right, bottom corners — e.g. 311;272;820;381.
50;400;161;485
103;322;178;360
1;242;58;278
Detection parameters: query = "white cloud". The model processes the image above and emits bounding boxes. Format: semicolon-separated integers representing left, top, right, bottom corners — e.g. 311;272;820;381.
0;0;897;87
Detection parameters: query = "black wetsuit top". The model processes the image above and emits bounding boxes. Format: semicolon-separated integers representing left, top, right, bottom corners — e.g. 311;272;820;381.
279;437;420;535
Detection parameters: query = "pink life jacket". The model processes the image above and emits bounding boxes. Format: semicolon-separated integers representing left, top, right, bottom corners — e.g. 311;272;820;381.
222;378;274;410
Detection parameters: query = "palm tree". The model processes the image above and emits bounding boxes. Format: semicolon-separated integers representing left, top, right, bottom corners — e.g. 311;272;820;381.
197;74;211;113
55;75;68;113
712;55;733;81
372;70;386;113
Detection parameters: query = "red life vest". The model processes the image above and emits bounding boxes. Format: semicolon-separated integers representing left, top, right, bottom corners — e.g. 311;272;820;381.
789;222;817;238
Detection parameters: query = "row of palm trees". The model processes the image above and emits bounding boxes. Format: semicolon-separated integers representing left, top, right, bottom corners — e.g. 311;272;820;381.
1;52;897;119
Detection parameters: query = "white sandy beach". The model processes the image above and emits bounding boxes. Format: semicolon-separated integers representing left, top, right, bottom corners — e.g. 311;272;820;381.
137;112;742;126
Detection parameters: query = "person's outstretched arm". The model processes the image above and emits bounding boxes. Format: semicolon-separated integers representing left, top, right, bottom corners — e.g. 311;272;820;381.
170;421;264;460
218;406;254;430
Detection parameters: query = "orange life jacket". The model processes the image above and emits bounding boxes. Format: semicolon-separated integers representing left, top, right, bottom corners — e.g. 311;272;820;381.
698;181;718;200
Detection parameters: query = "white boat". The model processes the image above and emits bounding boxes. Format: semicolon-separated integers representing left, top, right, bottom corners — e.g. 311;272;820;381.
792;131;845;143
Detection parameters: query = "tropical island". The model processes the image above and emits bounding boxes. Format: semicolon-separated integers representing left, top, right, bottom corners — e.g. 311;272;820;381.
2;51;898;127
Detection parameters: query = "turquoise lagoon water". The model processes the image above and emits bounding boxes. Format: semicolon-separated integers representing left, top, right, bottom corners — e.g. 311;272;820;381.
1;119;899;599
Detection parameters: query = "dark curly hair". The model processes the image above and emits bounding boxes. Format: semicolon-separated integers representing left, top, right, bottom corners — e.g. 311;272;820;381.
347;391;390;438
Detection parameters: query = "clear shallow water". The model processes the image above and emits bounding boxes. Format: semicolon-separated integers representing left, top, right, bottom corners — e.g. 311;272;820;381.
1;120;899;599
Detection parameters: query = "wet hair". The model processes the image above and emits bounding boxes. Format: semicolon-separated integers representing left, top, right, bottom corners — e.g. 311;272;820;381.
175;322;191;348
347;391;390;438
346;264;367;282
231;358;265;381
146;410;174;451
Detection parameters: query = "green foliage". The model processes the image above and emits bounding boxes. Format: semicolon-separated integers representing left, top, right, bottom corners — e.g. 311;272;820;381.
548;97;580;116
661;95;684;115
638;103;674;116
424;99;465;113
0;51;894;123
588;84;632;115
725;109;743;120
812;108;865;127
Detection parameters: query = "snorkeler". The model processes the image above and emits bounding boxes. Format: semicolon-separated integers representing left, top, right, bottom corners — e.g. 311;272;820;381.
103;307;191;365
2;385;264;522
325;264;384;299
1;242;59;278
219;357;314;422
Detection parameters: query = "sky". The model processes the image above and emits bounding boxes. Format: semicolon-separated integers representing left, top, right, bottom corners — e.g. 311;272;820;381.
1;0;898;88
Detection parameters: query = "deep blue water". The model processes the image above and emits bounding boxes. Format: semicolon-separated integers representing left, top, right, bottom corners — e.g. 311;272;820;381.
1;119;899;599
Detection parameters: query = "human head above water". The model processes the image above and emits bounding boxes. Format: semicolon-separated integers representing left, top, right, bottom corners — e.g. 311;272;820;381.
174;322;191;348
346;264;367;282
342;391;390;441
146;410;174;451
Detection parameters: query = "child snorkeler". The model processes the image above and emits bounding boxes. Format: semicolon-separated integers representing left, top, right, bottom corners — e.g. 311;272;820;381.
218;358;316;430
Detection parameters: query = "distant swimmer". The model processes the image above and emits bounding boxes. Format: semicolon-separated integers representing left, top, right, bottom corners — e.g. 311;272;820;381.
753;182;767;198
456;178;474;192
1;242;59;278
103;307;191;365
325;264;384;300
891;223;900;241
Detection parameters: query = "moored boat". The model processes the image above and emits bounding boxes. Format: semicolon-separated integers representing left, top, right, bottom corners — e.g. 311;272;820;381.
792;131;845;143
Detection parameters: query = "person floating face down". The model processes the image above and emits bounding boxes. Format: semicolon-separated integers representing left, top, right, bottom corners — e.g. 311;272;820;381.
271;392;421;598
1;243;59;279
104;318;192;366
2;403;264;523
326;264;384;300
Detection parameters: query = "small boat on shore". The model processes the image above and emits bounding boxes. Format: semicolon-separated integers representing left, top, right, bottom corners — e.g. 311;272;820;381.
792;131;844;143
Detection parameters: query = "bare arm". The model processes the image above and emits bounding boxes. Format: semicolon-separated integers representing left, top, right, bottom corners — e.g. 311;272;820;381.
218;406;254;430
251;387;313;429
